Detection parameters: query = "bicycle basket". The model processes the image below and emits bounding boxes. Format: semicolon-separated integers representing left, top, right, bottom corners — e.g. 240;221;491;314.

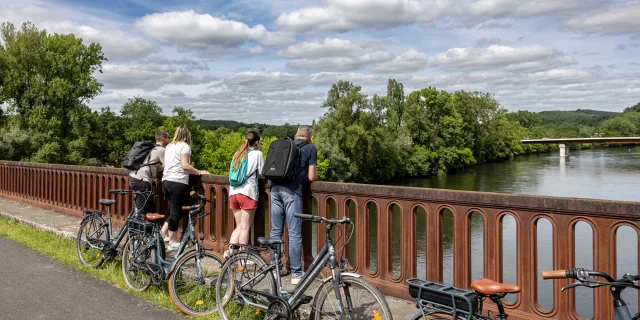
127;219;154;235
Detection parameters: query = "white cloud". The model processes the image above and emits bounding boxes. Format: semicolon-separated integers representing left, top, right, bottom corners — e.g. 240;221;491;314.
161;88;186;97
223;71;309;93
565;1;640;35
373;50;429;73
248;46;265;55
428;45;574;72
134;10;294;52
275;0;450;32
43;22;152;61
98;63;218;91
464;0;591;18
278;38;394;71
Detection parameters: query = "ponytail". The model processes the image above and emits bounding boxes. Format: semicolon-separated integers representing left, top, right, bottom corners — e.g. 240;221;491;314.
232;131;261;170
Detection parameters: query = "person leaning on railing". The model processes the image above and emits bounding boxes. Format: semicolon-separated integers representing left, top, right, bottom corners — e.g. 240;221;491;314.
161;125;210;251
128;130;169;219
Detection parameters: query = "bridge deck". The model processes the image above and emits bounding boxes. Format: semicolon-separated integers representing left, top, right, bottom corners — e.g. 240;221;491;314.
521;137;640;144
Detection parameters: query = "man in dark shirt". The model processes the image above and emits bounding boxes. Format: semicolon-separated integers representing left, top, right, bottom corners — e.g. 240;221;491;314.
269;125;317;285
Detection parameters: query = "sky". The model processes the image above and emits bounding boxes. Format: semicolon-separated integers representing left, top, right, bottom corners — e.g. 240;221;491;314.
1;0;639;124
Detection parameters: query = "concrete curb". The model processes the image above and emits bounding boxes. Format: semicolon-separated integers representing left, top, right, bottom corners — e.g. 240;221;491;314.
0;210;77;240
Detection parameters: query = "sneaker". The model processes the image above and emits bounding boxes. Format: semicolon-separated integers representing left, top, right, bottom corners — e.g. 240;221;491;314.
291;273;304;285
223;248;231;260
273;267;289;280
166;243;180;252
163;236;170;243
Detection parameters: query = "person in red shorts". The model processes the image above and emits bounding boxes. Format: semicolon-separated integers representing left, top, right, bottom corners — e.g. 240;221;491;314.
227;131;263;259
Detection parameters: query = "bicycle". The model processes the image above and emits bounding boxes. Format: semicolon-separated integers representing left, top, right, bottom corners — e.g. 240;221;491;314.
215;213;393;320
76;189;150;268
407;277;520;319
542;268;640;319
121;190;225;316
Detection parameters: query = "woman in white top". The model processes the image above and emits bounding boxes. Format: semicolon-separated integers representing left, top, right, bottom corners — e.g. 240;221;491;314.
161;125;210;251
227;131;263;257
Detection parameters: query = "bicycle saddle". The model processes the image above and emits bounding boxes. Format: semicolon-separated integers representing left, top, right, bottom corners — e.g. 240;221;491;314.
145;213;166;221
258;237;283;246
471;278;521;295
99;199;116;206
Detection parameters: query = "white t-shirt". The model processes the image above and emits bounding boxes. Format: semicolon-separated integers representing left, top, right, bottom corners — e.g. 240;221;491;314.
162;142;191;185
229;149;264;201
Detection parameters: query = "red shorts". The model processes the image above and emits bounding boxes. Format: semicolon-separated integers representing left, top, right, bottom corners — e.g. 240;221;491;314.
229;194;258;210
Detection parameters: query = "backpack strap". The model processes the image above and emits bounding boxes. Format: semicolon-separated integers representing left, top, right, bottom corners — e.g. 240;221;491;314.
135;146;160;174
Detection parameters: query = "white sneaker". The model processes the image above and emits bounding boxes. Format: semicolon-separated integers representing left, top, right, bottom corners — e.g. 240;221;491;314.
291;273;303;285
166;243;180;252
223;248;233;260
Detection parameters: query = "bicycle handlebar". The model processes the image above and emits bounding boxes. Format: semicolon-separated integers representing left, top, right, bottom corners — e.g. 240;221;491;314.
294;213;351;224
541;270;567;279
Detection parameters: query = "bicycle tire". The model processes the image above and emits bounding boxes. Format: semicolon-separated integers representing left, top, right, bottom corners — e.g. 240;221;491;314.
76;215;108;268
313;274;393;320
168;249;225;316
216;250;277;320
121;233;152;291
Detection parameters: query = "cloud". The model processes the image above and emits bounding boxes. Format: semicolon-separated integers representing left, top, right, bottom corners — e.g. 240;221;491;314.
141;56;209;71
566;1;640;35
161;88;186;97
134;10;294;52
278;38;394;71
223;71;309;92
475;37;501;47
428;45;575;72
248;46;265;55
275;0;450;32
98;63;218;91
372;50;429;73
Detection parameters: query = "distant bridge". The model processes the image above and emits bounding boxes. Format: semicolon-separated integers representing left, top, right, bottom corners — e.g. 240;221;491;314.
521;137;640;157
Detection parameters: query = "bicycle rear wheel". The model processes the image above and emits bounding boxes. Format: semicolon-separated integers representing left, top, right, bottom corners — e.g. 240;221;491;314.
76;215;108;268
216;250;277;320
168;249;224;316
313;274;393;320
121;233;152;291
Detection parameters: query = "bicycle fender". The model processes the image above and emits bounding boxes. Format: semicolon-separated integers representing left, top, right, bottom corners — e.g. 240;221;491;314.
319;272;362;284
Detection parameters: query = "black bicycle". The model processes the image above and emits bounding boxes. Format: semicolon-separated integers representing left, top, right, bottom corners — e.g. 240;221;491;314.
542;268;640;320
76;189;150;268
215;213;392;320
121;191;225;316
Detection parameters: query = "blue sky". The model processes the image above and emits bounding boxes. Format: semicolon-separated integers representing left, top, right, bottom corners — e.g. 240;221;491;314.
1;0;639;124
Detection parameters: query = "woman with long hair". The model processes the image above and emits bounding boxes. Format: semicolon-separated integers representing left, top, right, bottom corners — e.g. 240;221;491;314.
226;131;263;258
161;125;209;251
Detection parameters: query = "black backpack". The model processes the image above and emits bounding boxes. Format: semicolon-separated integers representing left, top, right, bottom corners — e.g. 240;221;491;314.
122;141;158;171
262;138;308;184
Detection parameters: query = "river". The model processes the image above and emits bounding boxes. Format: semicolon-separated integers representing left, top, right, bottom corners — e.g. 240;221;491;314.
390;146;640;317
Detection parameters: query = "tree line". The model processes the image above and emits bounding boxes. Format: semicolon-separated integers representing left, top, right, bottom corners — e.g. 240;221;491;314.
2;21;639;183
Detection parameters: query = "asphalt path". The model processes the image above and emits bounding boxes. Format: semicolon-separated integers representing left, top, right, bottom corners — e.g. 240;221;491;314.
0;235;184;320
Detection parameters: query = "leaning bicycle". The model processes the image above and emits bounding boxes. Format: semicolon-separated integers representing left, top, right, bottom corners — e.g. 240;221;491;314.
76;189;150;268
542;268;640;320
121;191;225;316
215;213;392;320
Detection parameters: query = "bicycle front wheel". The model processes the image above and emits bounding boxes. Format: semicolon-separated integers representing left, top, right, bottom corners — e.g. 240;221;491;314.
313;274;393;320
121;233;152;291
76;215;108;268
168;249;224;316
216;250;277;320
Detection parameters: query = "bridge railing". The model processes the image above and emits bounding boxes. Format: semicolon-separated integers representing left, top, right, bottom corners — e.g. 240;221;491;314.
1;160;639;319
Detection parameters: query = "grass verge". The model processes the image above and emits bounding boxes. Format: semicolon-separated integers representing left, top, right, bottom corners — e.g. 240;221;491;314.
0;216;222;319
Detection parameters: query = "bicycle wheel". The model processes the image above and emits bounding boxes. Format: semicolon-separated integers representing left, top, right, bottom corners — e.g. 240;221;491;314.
216;250;277;320
121;233;152;291
313;274;393;320
168;249;225;316
76;215;108;268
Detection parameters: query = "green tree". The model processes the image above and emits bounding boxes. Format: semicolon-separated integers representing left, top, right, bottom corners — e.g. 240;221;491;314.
623;102;640;113
120;97;165;144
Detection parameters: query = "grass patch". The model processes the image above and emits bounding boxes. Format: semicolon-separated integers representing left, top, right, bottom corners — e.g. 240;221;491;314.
0;216;224;319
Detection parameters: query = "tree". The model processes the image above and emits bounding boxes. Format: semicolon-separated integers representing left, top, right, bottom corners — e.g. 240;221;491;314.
120;97;165;144
0;21;105;163
623;102;640;113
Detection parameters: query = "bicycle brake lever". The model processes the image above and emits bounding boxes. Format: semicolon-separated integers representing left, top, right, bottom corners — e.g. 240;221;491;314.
561;282;585;292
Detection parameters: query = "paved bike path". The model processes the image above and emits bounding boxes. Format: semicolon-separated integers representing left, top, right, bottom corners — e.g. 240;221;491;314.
0;235;184;320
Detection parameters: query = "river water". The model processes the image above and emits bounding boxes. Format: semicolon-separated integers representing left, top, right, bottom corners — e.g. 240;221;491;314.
390;146;640;317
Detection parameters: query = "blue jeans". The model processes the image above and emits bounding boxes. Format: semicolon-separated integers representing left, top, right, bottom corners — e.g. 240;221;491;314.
269;184;303;276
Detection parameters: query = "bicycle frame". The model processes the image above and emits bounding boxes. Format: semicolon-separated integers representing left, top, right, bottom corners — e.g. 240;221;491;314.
234;219;349;313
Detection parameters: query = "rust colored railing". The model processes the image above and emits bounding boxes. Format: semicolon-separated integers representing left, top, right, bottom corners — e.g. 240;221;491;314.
1;160;639;319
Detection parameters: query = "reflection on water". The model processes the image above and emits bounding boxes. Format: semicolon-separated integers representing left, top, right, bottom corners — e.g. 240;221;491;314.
391;146;640;314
